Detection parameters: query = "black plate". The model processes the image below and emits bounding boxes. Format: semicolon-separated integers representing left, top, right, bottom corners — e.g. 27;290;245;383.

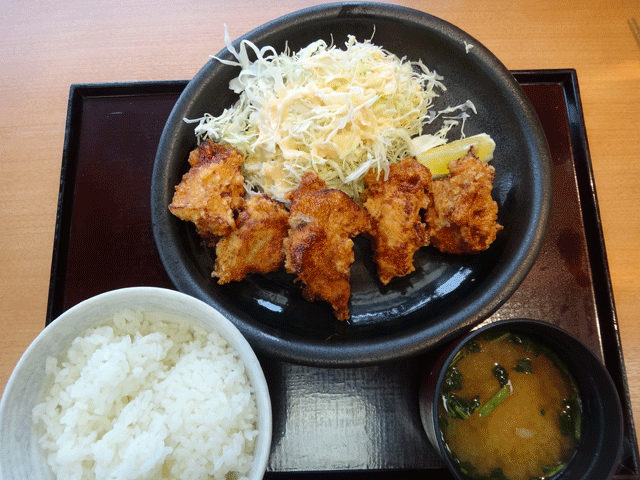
150;2;552;367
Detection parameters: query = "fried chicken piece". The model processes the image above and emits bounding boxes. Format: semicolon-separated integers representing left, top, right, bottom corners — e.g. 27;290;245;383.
361;157;433;285
426;150;503;254
284;171;371;320
169;141;245;245
212;194;289;284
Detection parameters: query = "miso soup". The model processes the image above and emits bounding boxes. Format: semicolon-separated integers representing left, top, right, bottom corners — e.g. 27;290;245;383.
439;331;581;480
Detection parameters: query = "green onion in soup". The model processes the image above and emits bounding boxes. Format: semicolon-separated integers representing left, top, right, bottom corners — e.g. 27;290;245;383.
439;331;581;480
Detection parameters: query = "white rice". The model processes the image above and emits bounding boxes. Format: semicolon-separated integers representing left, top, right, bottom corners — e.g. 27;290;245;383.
32;309;259;480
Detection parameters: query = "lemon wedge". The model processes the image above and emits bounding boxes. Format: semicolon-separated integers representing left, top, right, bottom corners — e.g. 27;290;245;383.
414;133;496;176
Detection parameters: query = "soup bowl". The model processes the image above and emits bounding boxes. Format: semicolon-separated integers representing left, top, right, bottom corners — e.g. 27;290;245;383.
419;318;624;480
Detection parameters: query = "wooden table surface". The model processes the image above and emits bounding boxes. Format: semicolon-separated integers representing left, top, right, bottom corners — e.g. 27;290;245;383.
2;0;639;452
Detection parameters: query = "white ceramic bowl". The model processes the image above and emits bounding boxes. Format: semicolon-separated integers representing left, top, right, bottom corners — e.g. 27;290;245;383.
0;287;272;480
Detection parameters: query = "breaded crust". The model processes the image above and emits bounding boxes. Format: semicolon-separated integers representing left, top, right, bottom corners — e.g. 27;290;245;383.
212;194;289;284
362;157;433;285
426;150;503;254
284;171;371;320
169;141;245;244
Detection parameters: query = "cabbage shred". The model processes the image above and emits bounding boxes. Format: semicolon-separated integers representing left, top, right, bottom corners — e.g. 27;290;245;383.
188;31;449;202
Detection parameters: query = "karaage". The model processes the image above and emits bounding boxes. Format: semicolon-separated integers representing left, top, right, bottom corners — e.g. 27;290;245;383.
426;150;503;254
284;171;371;320
169;141;245;245
212;194;290;284
361;157;433;284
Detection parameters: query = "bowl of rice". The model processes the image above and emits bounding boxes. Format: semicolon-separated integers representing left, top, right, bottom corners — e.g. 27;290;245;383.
0;287;272;480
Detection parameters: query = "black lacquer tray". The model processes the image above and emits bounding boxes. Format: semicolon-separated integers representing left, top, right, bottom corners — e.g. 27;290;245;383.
47;70;639;478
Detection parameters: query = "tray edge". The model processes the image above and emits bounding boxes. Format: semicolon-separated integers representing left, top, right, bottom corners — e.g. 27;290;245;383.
45;72;640;478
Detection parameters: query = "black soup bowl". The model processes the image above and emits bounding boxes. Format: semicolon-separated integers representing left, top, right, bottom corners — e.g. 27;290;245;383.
419;318;624;480
151;2;553;367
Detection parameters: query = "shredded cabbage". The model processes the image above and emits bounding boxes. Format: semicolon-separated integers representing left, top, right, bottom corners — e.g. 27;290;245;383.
187;28;473;202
